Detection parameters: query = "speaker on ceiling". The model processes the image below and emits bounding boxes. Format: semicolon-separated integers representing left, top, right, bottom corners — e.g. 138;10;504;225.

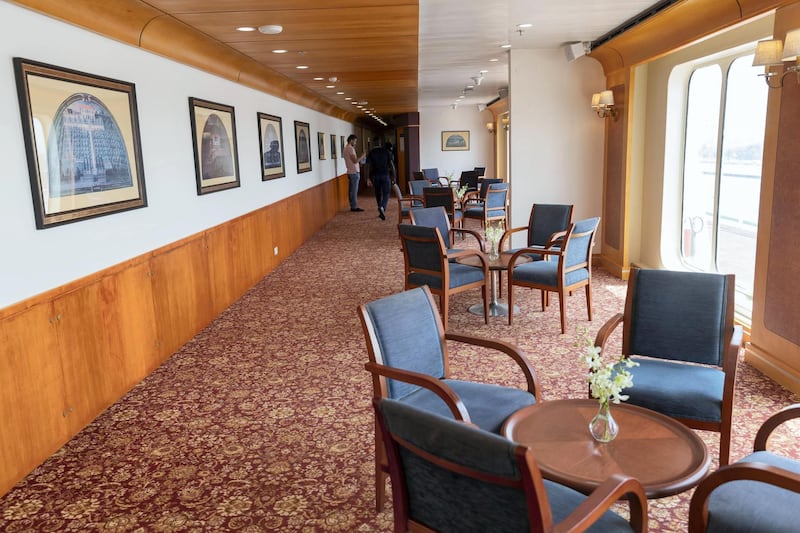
564;42;589;62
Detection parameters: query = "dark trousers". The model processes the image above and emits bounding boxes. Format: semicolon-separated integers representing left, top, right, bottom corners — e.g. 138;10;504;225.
373;174;391;210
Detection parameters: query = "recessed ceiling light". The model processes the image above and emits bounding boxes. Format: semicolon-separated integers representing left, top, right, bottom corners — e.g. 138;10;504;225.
296;65;309;70
336;91;344;95
272;49;288;54
489;58;499;62
480;70;489;74
517;23;532;29
313;77;324;81
466;85;474;89
344;97;352;100
501;44;512;49
258;24;283;35
236;26;256;32
326;85;335;89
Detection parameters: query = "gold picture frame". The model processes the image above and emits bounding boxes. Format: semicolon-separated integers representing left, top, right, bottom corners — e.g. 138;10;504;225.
441;130;470;151
294;121;312;173
188;97;240;195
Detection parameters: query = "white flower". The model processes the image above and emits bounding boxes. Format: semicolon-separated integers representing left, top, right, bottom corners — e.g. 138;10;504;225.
576;326;638;406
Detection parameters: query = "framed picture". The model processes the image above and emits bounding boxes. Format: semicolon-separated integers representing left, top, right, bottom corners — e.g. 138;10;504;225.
340;136;345;159
294;120;312;173
441;130;470;151
257;112;285;180
188;97;240;195
13;57;147;229
317;131;326;160
330;134;337;159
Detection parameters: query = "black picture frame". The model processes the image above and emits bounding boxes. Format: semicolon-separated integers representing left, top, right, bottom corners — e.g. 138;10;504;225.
294;121;312;173
13;57;147;229
317;131;326;160
330;133;337;159
188;97;240;195
340;135;346;159
257;112;285;180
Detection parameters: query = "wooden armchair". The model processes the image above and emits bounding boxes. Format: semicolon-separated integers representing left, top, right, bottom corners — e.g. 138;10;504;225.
374;398;647;532
359;286;540;511
689;403;800;532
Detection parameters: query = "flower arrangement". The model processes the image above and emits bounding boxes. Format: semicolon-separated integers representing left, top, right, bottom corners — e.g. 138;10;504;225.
455;184;469;200
576;326;638;408
484;221;505;259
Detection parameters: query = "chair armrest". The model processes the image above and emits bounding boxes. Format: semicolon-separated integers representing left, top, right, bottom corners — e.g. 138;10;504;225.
364;361;471;423
594;313;624;353
546;230;568;248
450;227;486;252
499;226;528;250
555;474;648;533
397;197;417;208
447;249;489;271
445;332;540;400
462;191;480;203
687;461;800;533
754;403;800;451
508;247;562;268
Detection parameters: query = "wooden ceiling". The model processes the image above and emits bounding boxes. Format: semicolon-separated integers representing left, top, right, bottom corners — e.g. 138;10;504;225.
144;0;419;120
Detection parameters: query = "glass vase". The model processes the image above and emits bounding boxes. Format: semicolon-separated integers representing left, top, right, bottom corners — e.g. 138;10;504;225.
589;400;619;443
488;239;499;260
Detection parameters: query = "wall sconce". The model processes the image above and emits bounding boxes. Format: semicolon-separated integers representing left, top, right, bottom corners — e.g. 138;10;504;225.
501;116;510;131
486;121;495;133
753;29;800;89
591;90;617;119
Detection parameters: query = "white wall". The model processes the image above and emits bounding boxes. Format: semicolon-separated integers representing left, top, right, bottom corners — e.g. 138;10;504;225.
508;49;606;248
419;106;495;179
0;2;350;308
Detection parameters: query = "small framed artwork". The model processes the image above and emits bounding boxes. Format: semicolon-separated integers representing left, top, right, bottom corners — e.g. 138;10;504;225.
257;112;285;180
13;57;147;229
294;120;312;173
317;131;326;160
188;97;240;195
441;130;470;151
340;135;346;159
330;134;337;159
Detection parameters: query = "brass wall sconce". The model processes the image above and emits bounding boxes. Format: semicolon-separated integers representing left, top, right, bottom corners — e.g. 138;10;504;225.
591;90;617;119
753;29;800;89
486;121;495;133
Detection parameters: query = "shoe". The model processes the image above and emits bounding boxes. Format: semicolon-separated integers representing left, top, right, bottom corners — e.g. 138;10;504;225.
378;207;386;220
350;207;364;212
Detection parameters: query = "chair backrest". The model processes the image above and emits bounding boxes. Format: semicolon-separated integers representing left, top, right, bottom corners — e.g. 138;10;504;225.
484;183;508;212
360;286;448;401
409;207;452;249
422;168;440;181
625;268;735;367
527;204;574;247
408;180;430;197
392;182;404;199
473;166;486;177
412;171;426;181
476;178;502;200
374;398;547;532
423;187;456;214
563;217;599;270
459;170;480;191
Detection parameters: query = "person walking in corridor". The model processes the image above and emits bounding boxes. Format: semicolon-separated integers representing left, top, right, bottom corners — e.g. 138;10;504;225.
365;138;394;220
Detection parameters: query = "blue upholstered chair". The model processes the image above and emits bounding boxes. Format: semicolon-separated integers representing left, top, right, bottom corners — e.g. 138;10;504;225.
398;223;488;325
688;403;800;532
392;183;419;224
594;267;743;466
359;286;540;511
422;167;440;181
462;182;508;229
374;398;647;532
500;203;574;259
408;179;434;207
423;186;463;229
409;206;485;259
507;217;600;333
462;177;502;207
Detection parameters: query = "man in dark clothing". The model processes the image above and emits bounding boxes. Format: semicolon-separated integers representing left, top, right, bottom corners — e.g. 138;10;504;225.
365;138;394;220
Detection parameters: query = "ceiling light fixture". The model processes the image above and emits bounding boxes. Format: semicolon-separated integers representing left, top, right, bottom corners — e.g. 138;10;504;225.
500;44;512;49
258;24;283;35
753;29;800;88
471;76;483;86
236;26;256;32
313;77;324;81
489;58;499;62
272;49;288;54
336;91;344;95
326;85;335;89
296;65;309;70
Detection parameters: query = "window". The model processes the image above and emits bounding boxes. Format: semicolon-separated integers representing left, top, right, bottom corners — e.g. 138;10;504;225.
680;53;767;318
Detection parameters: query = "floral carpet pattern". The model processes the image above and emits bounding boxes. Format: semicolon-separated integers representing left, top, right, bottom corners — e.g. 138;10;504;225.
1;198;798;532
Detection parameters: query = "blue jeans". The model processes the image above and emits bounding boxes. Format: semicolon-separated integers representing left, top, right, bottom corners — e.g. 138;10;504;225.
347;173;360;209
373;174;391;210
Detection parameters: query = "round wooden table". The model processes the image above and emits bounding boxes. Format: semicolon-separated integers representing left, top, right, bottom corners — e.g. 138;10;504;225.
502;399;710;499
457;252;530;317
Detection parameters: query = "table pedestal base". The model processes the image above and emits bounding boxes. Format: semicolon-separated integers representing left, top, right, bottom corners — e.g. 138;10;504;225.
468;301;518;317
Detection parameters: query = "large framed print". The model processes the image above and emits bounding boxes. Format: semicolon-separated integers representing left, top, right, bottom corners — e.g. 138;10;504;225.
294;121;311;173
257;112;285;180
13;57;147;229
189;97;240;195
441;130;470;151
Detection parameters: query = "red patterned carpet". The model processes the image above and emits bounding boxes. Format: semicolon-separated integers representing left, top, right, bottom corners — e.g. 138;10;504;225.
1;198;798;532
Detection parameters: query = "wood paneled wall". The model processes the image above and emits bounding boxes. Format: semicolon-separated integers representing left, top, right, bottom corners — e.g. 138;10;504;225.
0;176;348;497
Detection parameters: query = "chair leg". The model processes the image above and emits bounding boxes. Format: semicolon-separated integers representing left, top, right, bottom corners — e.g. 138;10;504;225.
441;294;449;328
719;423;731;466
375;426;387;511
559;289;567;334
540;290;547;311
585;283;592;322
482;283;489;324
507;283;514;325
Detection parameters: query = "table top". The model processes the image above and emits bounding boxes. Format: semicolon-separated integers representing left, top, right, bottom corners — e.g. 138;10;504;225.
457;251;530;271
502;398;710;499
